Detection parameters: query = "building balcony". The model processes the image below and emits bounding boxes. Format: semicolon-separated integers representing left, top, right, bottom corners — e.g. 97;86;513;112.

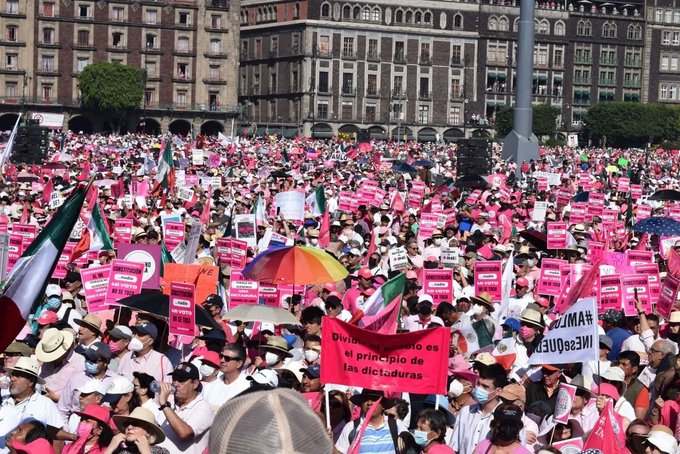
0;8;25;18
342;51;357;60
205;26;229;33
574;57;592;65
598;79;616;87
341;86;357;96
107;45;130;53
72;43;96;51
205;0;230;10
141;47;163;55
451;56;463;66
419;55;432;65
366;51;380;62
35;68;60;76
623;80;641;88
317;86;332;95
600;58;617;66
314;47;332;58
203;78;226;85
204;51;228;59
172;75;195;83
450;91;464;101
366;89;380;98
418;91;432;100
393;53;407;64
172;49;195;57
624;59;641;67
0;66;24;74
573;77;591;85
37;41;61;49
0;40;25;47
74;14;93;21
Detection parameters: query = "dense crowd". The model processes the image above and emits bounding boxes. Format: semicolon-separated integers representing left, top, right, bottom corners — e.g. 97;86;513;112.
0;131;677;454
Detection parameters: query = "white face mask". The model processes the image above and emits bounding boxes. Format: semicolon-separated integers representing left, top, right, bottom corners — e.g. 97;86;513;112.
472;304;484;316
433;239;443;246
380;246;388;253
199;364;216;378
304;349;320;363
264;352;280;366
309;238;318;246
128;337;144;352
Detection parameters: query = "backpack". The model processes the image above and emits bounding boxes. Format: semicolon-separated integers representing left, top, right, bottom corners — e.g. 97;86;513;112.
348;416;400;453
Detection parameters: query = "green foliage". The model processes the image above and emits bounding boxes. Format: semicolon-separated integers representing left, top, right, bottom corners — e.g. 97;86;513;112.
494;104;559;138
77;62;144;114
584;102;680;147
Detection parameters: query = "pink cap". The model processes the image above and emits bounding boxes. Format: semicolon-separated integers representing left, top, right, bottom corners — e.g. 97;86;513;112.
357;268;373;279
37;310;58;326
598;383;620;401
12;438;55;454
200;351;221;367
406;270;418;280
426;256;438;262
516;277;529;287
323;283;337;292
535;296;549;308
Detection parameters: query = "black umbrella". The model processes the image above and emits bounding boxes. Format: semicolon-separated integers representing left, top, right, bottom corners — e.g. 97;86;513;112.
632;216;680;236
393;162;418;173
411;159;435;169
269;170;289;178
649;189;680;201
572;191;590;202
17;173;39;182
454;174;489;189
116;291;221;330
519;229;548;251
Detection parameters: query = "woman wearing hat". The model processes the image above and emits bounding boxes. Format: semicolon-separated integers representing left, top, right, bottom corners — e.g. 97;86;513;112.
469;292;497;349
473;404;531;454
63;404;113;454
104;407;168;454
254;336;293;371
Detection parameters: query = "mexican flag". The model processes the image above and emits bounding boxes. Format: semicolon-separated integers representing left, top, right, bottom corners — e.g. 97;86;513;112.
357;273;406;334
306;186;330;247
154;141;175;192
70;202;113;261
0;183;87;351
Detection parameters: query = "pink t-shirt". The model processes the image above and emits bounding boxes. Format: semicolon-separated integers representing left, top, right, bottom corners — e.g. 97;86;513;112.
473;439;531;454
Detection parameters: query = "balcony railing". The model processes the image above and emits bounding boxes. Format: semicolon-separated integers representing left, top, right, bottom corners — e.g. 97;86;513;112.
341;86;356;96
419;55;432;65
574;57;592;64
624;58;641;67
418;91;432;100
600;58;617;66
451;56;463;66
623;80;641;88
366;88;380;97
367;51;380;62
205;0;230;10
598;78;616;86
393;52;406;63
573;77;591;85
342;51;357;60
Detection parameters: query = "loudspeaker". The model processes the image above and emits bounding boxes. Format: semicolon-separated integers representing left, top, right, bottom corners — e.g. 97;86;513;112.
357;128;370;143
10;124;49;164
456;138;492;176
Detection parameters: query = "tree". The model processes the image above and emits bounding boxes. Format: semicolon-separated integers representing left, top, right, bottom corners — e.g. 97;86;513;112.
494;104;559;139
584;102;680;146
77;62;145;132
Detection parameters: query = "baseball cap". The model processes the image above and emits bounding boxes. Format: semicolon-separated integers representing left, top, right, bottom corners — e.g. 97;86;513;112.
516;277;529;288
169;362;200;381
494;404;523;422
348;248;362;257
45;284;62;298
300;364;320;379
84;342;112;362
201;351;221;368
78;378;109;395
499;383;526;403
109;325;133;340
599;335;613;351
357;268;373;279
132;322;158;340
37;310;59;326
4;341;31;357
247;369;279;387
203;294;224;309
105;376;134;396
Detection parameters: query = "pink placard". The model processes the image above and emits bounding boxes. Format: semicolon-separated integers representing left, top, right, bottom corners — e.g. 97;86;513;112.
570;203;587;225
552;438;584;453
537;258;568;296
169;282;196;337
217;238;248;268
599;274;623;312
53;243;75;279
164;221;186;251
81;265;111;313
621;274;651;316
554;383;577;424
423;269;453;307
537;177;548;192
635;263;661;304
631;184;643;200
338;191;353;212
626;250;654;266
258;285;280;307
185;175;199;186
7;233;23;273
229;269;259;309
578;174;591;191
114;219;133;243
589;192;605;205
587;241;605;262
586;203;603;221
636;204;652;222
106;259;144;304
547;222;568;249
617;177;630;193
11;223;36;240
474;261;502;301
657;273;680;319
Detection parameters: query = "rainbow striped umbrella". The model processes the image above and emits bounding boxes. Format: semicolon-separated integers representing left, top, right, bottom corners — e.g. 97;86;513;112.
242;246;348;285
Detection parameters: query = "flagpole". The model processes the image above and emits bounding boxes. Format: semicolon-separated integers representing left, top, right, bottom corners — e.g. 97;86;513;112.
324;387;331;430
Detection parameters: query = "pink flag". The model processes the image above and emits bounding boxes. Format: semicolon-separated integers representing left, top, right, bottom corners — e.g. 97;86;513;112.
554;260;601;314
347;398;383;454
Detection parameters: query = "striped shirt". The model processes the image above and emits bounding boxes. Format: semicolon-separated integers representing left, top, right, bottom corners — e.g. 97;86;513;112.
335;416;407;454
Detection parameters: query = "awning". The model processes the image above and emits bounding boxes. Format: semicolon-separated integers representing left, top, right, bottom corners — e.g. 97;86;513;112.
538;76;548;82
282;128;298;139
369;131;387;140
554;75;563;81
487;72;497;79
312;130;333;139
417;131;437;142
631;94;640;100
497;73;507;79
574;90;589;96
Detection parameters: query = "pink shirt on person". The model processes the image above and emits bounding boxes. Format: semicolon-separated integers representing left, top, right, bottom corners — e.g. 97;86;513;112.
116;349;173;384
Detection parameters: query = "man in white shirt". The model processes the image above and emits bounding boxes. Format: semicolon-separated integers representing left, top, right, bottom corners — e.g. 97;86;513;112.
216;343;250;405
403;295;445;331
198;351;227;412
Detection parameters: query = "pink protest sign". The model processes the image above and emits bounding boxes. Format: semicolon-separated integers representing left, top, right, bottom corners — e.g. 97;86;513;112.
621;274;651;316
0;222;7;234
408;188;425;209
338;191;353;212
118;244;161;290
7;233;23;273
589;192;605;205
587;241;605;262
278;284;296;308
474;261;502;301
570;203;587;225
657;273;680;319
259;285;280;307
229;269;259;309
81;265;111;313
547;222;568;249
601;209;617;228
106;259;144;304
217;238;248;268
185;174;199;186
465;190;482;205
552;438;584;453
53;242;75;279
169;282;196;337
626;250;654;266
555;192;571;207
537;177;548;192
617;177;630;193
164;221;185;251
578;174;592;191
599;274;623;312
631;184;643;200
419;214;439;239
586;203;603;221
635;263;661;304
553;383;577;424
11;223;36;240
423;269;453;307
537;258;567;296
113;219;133;243
636;204;652;222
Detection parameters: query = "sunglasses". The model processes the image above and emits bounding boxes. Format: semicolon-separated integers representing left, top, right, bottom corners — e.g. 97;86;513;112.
220;355;241;362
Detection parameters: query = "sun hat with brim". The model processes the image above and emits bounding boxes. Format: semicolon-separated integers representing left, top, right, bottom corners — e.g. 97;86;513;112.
472;352;497;366
35;328;74;363
259;336;293;358
4;341;31;357
113;407;166;445
499;383;526;403
11;438;54;454
74;313;102;335
598;383;620;400
75;404;113;434
6;356;45;385
349;389;394;409
470;292;495;313
644;428;678;454
597;366;625;383
520;307;544;329
569;374;592;396
670;311;680;324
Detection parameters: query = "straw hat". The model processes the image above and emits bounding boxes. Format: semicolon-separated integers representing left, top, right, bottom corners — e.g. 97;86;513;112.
259;336;293;358
519;307;544;329
74;313;102;335
36;328;74;363
470;292;494;313
113;407;166;445
6;356;45;384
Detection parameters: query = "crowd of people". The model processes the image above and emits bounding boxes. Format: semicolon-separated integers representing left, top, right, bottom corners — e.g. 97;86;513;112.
0;130;678;454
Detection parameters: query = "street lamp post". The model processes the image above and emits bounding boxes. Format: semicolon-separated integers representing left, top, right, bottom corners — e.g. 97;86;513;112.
21;72;31;115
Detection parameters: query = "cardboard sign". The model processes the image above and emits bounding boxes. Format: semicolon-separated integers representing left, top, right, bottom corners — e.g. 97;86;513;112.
162;263;218;305
216;237;248;268
7;233;23;273
389;247;408;271
113;219;133;243
169;282;196;337
118;244;161;290
621;274;651;316
587;241;605;262
422;269;453;307
338;191;353;212
547;222;568;249
537;177;548;192
636;205;652;222
53;243;75;279
440;247;459;269
635;263;660;304
537;258;568;296
106;259;144;304
599;274;623;312
192;149;204;166
631;184;643;200
178;187;195;202
11;223;36;240
164;221;185;251
554;383;577;424
81;265;111;313
617;177;630;193
570;203;587;225
589;192;605;205
320;318;450;395
275;190;305;221
229;269;259;308
234;214;257;248
532;201;548;222
474;261;502;301
258;285;280;307
626;250;653;266
657;273;680;319
552;438;584;454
